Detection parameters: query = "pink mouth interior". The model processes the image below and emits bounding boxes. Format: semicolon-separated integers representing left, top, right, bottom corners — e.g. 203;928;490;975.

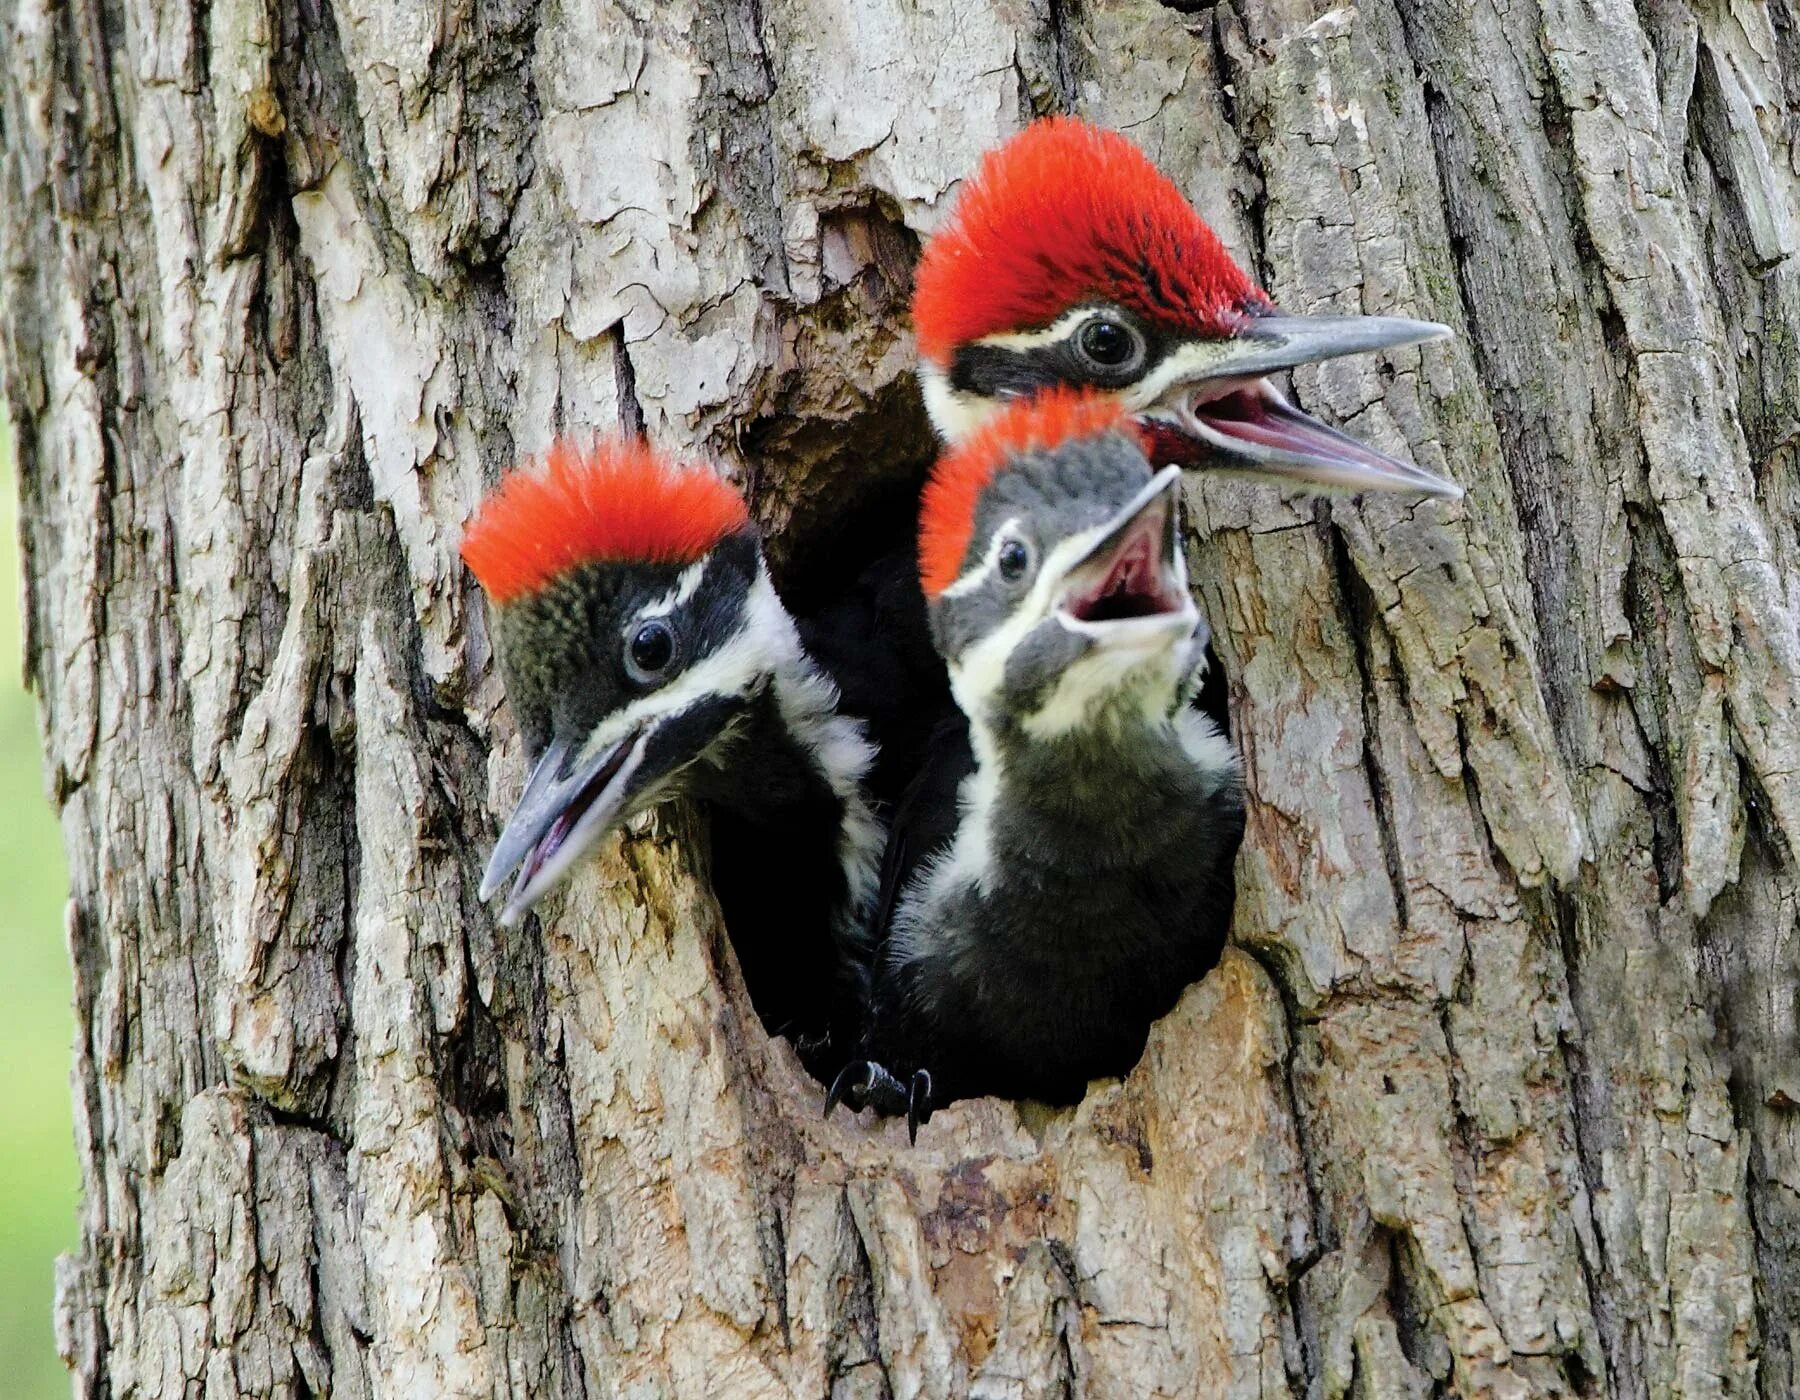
1140;384;1317;470
1190;386;1313;455
1142;377;1459;498
1185;383;1388;476
1063;514;1184;623
516;739;635;892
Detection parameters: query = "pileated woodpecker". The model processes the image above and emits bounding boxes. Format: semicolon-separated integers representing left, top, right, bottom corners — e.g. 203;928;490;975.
461;438;884;1074
911;117;1460;498
829;392;1245;1137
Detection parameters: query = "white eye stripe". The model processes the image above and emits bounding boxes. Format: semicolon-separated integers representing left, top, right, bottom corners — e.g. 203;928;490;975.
574;569;781;768
622;554;713;659
965;314;1256;425
969;307;1094;353
637;557;710;623
941;517;1027;598
972;307;1147;373
944;523;1122;714
593;566;886;941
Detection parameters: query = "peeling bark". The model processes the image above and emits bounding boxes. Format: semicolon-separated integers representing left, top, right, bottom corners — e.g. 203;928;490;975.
3;0;1796;1396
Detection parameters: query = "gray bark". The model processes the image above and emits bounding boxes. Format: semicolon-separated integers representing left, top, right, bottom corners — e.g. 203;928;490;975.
3;0;1796;1396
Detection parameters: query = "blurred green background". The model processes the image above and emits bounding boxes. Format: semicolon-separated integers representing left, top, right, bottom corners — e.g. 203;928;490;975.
0;410;76;1400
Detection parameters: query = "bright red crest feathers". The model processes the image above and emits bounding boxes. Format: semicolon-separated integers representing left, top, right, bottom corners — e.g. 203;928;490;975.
911;117;1267;366
461;438;751;604
919;389;1146;599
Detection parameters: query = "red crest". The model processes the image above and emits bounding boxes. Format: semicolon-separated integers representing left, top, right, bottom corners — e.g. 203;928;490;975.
461;438;751;604
918;390;1146;599
911;117;1267;366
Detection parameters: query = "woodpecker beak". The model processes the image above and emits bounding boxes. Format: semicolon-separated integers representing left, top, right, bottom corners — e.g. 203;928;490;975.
1054;466;1200;647
1144;312;1462;499
482;669;748;921
478;730;652;925
480;688;749;924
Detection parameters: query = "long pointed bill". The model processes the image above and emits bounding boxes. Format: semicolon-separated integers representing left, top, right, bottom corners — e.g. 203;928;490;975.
1054;466;1202;648
1201;312;1451;379
1144;311;1463;499
479;729;652;927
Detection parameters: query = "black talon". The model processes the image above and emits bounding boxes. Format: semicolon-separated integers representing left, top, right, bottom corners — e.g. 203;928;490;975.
824;1060;870;1119
906;1070;934;1144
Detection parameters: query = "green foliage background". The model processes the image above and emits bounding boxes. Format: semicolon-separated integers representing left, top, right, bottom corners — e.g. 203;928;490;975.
0;411;76;1400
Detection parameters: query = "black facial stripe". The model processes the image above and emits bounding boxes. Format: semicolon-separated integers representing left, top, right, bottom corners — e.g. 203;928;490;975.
998;623;1087;723
947;342;1065;400
494;531;762;757
675;533;764;679
638;690;751;785
945;308;1180;399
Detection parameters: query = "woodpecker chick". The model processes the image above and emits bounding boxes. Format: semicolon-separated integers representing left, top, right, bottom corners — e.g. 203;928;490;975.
832;392;1245;1136
462;439;882;1068
912;117;1460;498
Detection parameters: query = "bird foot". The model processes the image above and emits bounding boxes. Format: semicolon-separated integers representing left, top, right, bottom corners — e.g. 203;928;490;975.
824;1061;935;1144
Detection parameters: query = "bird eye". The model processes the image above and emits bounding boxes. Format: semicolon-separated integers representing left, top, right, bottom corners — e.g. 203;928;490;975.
1075;316;1142;372
626;618;676;683
997;538;1031;582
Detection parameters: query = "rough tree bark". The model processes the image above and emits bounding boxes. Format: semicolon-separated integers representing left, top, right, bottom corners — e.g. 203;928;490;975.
3;0;1797;1395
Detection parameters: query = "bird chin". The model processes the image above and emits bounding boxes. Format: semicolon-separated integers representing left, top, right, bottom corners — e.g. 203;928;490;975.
1146;377;1463;499
495;729;650;927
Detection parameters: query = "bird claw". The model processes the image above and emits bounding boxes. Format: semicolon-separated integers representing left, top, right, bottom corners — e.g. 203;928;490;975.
823;1060;869;1117
824;1060;934;1143
905;1069;934;1145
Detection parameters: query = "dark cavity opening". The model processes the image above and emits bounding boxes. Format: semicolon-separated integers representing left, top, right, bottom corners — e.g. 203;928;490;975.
708;337;953;1086
710;346;1237;1107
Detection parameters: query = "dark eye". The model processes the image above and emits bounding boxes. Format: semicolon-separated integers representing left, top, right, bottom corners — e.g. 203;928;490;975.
997;538;1031;581
1076;317;1142;371
626;618;676;682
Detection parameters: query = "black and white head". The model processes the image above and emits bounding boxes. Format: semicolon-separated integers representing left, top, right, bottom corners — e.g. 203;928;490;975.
918;391;1205;740
911;117;1459;498
462;438;805;925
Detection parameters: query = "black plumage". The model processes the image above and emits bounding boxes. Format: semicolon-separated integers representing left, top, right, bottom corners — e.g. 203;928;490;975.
828;411;1246;1136
859;700;1240;1113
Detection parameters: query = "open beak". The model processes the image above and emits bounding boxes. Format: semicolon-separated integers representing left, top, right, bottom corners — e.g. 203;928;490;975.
1143;312;1462;499
1055;466;1201;647
480;693;747;925
478;729;654;926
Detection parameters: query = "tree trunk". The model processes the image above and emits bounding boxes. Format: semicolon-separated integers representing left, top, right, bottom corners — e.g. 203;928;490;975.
4;0;1797;1395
